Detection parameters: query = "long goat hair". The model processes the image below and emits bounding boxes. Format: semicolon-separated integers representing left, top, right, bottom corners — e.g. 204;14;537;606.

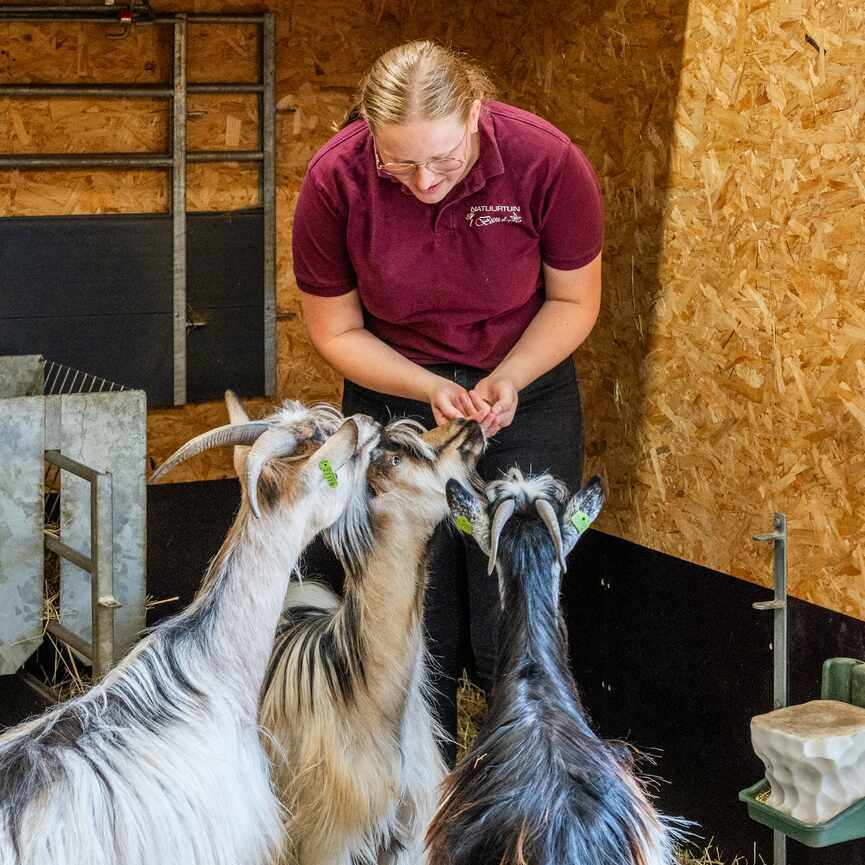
0;398;380;865
259;417;486;865
427;469;682;865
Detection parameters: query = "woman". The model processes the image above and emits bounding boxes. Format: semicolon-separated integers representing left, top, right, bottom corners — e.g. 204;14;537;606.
293;40;603;762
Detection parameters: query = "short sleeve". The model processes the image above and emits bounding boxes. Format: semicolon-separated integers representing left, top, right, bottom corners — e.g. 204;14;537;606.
539;144;604;270
291;170;357;297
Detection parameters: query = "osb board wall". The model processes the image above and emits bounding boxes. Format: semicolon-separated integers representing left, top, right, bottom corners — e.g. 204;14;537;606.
639;1;865;618
3;1;864;621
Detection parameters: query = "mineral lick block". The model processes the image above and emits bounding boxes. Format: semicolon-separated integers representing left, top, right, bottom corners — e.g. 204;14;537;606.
751;700;865;824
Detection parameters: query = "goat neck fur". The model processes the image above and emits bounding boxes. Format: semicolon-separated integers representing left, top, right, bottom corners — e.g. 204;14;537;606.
427;469;680;865
0;401;379;865
260;418;485;865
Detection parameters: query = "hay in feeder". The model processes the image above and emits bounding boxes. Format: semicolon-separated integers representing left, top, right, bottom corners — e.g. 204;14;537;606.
32;545;178;704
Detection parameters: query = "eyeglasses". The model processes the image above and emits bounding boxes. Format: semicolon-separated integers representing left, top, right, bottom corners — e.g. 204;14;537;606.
374;125;470;177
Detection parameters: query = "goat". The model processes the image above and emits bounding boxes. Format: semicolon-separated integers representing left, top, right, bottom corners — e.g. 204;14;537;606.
0;400;380;865
259;416;486;865
426;469;680;865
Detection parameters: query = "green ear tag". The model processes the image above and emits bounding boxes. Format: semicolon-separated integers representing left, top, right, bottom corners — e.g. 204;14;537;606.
319;459;338;488
570;510;591;534
455;515;473;536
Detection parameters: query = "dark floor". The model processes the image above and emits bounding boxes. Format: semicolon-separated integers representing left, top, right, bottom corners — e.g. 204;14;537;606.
3;479;865;864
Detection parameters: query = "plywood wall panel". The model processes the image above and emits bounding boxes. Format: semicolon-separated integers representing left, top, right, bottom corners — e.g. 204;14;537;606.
0;168;167;214
5;1;864;621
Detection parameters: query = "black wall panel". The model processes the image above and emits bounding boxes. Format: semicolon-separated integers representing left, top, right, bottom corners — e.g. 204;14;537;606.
0;209;265;406
186;209;265;402
0;214;172;319
0;312;173;405
567;532;865;865
186;210;264;310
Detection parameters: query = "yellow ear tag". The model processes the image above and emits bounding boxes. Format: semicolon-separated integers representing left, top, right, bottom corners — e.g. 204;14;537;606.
319;459;338;488
570;510;591;533
455;515;473;536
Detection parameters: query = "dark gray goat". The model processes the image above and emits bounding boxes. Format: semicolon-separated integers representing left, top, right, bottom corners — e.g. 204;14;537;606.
426;468;681;865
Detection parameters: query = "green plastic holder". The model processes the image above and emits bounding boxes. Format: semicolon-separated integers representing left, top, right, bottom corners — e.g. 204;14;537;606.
739;657;865;847
739;780;865;848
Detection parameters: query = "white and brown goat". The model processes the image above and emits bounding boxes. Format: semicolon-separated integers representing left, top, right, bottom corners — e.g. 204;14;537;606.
258;416;485;865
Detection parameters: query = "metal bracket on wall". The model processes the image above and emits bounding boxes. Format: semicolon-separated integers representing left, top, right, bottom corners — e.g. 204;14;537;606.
752;512;788;865
0;6;277;406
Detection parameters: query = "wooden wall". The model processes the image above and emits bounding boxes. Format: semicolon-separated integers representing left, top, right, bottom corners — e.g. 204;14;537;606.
3;0;863;620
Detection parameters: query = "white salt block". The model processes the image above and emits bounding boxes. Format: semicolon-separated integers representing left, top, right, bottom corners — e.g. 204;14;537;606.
751;700;865;824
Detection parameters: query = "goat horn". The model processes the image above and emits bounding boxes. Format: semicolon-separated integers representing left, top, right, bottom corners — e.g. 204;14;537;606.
536;498;567;574
150;422;273;482
246;427;301;519
487;498;515;576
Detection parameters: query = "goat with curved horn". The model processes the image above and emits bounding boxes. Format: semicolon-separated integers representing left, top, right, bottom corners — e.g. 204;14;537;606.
0;397;381;865
429;469;684;865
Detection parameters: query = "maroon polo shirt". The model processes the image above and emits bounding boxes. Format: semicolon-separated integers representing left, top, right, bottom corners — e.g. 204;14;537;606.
292;100;604;370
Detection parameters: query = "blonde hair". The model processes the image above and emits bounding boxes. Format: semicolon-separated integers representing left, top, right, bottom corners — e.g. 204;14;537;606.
350;40;495;129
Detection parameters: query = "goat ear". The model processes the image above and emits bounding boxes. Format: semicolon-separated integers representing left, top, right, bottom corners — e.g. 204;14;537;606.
225;390;252;482
446;479;490;555
225;389;251;424
561;474;605;556
299;416;361;487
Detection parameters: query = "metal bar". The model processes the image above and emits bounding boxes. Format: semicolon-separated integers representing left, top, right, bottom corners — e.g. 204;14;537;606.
91;471;116;681
45;361;60;393
0;14;161;22
188;83;264;94
171;15;188;406
183;14;267;23
0;9;264;23
45;449;100;483
15;671;60;705
0;154;172;169
187;150;264;163
46;619;94;661
0;84;173;98
752;512;788;865
45;531;93;574
771;513;788;710
262;12;276;396
0;4;151;12
774;832;786;865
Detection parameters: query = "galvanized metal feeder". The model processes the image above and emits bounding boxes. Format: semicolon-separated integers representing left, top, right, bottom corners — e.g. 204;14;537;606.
0;354;146;691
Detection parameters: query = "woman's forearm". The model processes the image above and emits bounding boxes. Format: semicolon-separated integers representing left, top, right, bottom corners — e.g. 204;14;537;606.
313;326;441;402
494;298;598;391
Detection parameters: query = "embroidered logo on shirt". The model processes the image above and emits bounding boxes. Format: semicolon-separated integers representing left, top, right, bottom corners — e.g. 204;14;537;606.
465;204;523;227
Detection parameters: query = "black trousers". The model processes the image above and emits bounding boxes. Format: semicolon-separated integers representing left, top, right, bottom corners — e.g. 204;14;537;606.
303;357;583;764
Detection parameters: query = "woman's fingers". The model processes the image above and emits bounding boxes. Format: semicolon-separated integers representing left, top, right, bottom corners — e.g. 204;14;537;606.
467;392;491;417
432;384;471;422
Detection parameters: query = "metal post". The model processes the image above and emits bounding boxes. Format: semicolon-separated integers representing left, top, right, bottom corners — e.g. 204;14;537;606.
261;12;276;396
91;471;118;681
753;512;788;865
172;16;188;406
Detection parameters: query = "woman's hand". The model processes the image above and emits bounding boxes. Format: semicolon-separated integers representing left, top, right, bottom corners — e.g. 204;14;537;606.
426;377;491;427
469;376;518;436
